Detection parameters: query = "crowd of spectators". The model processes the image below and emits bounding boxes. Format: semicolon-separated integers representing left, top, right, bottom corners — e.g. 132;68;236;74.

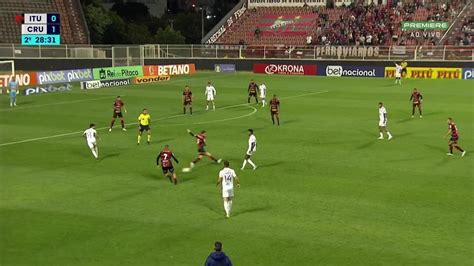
311;0;468;46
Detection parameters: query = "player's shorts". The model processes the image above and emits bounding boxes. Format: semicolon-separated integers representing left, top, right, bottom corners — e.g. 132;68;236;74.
198;147;206;154
249;92;257;97
87;140;97;149
271;110;279;115
450;136;459;143
183;100;192;106
207;96;215;101
402;68;407;75
260;95;266;99
113;111;123;118
379;120;387;127
162;166;175;174
395;73;401;78
139;124;150;132
222;188;234;198
412;102;421;107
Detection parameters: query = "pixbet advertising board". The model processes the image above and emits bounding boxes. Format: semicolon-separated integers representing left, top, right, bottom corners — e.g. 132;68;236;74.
36;69;93;84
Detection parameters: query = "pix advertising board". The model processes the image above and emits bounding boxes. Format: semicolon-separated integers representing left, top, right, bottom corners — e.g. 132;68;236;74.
23;83;72;96
36;68;93;84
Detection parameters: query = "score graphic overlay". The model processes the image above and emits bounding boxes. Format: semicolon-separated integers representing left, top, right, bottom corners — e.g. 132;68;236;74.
21;13;60;46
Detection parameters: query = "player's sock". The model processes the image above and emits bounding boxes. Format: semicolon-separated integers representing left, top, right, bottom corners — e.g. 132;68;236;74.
228;200;233;215
95;147;99;158
277;118;280;126
210;156;218;162
213;103;215;110
247;159;256;169
110;119;115;129
272;117;275;125
379;132;383;139
91;149;98;159
248;97;250;103
387;132;393;139
455;146;464;152
206;105;209;110
147;134;151;143
137;135;141;144
183;107;186;114
224;201;229;216
190;107;192;115
241;159;247;169
121;120;125;128
449;146;453;154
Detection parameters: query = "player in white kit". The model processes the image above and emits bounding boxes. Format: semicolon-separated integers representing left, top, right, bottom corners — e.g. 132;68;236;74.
378;102;393;140
394;63;403;85
83;123;99;159
241;129;257;170
217;161;240;218
205;81;217;110
259;83;267;107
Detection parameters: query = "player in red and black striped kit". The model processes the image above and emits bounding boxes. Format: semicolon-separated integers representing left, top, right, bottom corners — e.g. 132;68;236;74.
157;145;179;184
410;88;423;118
109;96;127;132
248;80;259;104
183;86;193;115
270;95;280;126
187;129;222;169
446;118;466;157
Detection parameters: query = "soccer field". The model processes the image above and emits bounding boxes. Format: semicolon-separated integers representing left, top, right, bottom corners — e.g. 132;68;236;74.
0;72;472;265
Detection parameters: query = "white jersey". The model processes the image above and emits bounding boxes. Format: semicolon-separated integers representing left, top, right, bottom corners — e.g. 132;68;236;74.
205;85;216;99
219;167;237;191
259;84;266;98
379;106;387;126
395;64;403;75
247;134;257;155
84;128;97;142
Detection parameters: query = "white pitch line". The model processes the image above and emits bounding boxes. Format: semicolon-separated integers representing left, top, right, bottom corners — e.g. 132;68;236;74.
0;90;329;147
0;96;113;112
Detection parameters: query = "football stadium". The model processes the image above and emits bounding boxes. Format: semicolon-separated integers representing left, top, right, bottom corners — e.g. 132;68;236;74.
0;0;473;265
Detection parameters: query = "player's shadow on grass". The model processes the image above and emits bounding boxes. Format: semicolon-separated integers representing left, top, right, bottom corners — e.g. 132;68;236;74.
423;144;446;153
99;153;120;161
258;161;284;168
234;205;272;217
355;140;377;150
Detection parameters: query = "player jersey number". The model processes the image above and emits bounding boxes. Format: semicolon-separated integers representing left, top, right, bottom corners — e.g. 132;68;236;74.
224;174;233;185
163;153;168;160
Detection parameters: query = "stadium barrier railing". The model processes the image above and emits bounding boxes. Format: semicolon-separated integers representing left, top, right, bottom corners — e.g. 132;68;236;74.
0;44;472;62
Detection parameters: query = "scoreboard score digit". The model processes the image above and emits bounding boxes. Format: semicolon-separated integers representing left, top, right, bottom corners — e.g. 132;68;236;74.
21;13;61;46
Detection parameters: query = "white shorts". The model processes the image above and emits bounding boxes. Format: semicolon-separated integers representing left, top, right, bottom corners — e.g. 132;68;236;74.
222;188;234;198
207;96;215;101
395;73;401;78
260;95;266;99
379;120;387;127
87;140;97;149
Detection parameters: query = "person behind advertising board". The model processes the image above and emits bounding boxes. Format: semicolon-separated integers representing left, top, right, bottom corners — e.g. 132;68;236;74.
8;76;19;107
205;241;232;266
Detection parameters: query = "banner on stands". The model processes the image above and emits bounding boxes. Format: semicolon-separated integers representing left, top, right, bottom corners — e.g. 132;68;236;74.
143;64;196;76
93;66;143;81
254;64;316;75
23;84;72;96
385;67;462;79
36;69;93;84
318;65;385;78
215;64;236;73
315;46;380;59
248;0;326;7
81;79;131;90
206;2;247;44
0;72;37;88
134;76;171;84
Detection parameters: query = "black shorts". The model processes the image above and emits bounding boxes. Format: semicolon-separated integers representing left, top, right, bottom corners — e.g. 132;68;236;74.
139;124;150;132
249;92;257;97
450;136;459;143
402;68;407;75
162;166;174;174
113;112;123;118
198;147;206;154
271;110;279;115
184;100;192;106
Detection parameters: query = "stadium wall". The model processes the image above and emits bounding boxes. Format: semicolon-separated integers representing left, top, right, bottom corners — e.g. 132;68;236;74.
3;58;473;72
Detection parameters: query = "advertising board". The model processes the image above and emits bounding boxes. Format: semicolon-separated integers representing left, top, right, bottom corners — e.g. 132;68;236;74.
134;76;171;84
462;68;473;80
92;66;143;81
215;64;236;73
23;83;72;96
0;73;37;88
81;79;131;89
143;64;196;76
385;67;462;79
36;69;93;84
253;64;316;75
318;65;385;78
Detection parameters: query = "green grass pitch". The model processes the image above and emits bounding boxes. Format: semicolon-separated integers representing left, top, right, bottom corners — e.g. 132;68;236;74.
0;72;472;265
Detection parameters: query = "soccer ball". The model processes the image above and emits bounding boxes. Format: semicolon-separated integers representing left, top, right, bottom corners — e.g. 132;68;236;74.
182;168;191;173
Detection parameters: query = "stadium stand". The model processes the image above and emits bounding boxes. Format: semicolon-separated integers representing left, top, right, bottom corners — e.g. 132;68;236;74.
0;0;89;44
214;0;469;47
